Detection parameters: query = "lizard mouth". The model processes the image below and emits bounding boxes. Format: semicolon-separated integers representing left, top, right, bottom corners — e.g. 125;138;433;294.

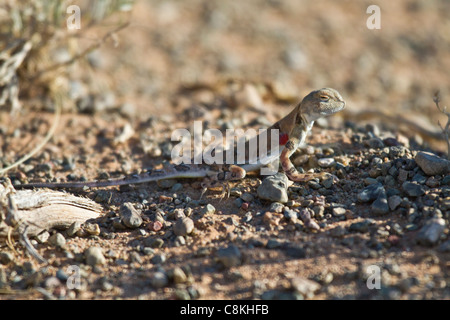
321;100;346;116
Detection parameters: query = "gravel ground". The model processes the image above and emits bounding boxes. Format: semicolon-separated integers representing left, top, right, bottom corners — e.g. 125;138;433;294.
0;0;449;300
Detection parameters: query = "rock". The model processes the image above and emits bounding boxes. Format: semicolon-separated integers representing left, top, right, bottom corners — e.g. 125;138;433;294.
48;233;66;248
171;183;183;192
119;202;143;228
389;146;408;159
425;177;440;188
291;277;321;298
284;208;298;223
282;46;308;71
330;225;346;238
257;173;289;203
357;183;385;203
416;218;446;246
84;247;106;266
317;158;335;168
365;138;384;149
269;202;284;213
372;191;389;215
438;239;450;252
171;267;188;284
410;175;426;187
283;244;306;258
151;271;168;288
415;151;450;176
332;207;346;217
173;217;194;236
240;192;254;202
388;195;402;211
402;182;425;197
67;221;82;237
0;252;14;265
151;253;166;264
442;175;450;185
143;237;164;248
201;204;216;215
321;175;334;189
271;79;298;102
298;208;320;230
84;223;100;236
35;231;50;243
233;83;264;110
216;245;242;268
157;179;176;189
349;219;375;233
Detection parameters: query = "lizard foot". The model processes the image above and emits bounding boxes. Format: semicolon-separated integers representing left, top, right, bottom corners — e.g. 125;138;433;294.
286;171;339;183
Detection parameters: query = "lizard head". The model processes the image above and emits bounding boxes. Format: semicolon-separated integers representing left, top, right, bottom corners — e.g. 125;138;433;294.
300;88;345;122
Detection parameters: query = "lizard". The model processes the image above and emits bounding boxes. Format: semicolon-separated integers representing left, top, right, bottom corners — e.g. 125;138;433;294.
13;88;346;197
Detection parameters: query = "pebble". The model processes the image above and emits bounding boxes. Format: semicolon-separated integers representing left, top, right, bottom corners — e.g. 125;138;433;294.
173;217;194;236
84;223;100;236
415;151;450;176
0;252;14;265
372;191;389;215
171;267;188;284
84;247;106;266
171;183;183;192
317;157;335;168
120;202;143;228
151;271;168;288
389;146;408;159
151;253;167;264
321;176;334;189
412;173;427;184
48;233;66;248
291;277;321;299
438;239;450;252
271;79;298;102
67;221;82;237
416;218;446;246
330;225;346;238
332;207;346;217
143;237;164;248
148;221;163;232
365;138;384;149
357;183;385;203
257;172;289;203
349;219;375;233
269;202;284;213
298;208;320;230
388;195;402;211
35;231;50;243
216;245;242;268
402;182;425;197
233;83;264;110
157;179;176;189
201;204;216;215
240;192;254;202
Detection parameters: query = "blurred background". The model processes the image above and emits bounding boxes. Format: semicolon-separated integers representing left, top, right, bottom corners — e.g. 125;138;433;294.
1;0;450;150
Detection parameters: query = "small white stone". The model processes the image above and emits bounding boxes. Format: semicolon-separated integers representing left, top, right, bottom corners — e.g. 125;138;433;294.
318;158;335;168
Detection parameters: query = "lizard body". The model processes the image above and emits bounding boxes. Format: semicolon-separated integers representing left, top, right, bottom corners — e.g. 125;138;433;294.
15;88;345;194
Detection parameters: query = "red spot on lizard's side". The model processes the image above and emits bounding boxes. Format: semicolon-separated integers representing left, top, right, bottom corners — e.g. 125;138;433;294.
279;132;289;145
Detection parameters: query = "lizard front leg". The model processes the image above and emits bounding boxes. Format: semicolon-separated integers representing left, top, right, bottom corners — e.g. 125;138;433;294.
280;127;332;182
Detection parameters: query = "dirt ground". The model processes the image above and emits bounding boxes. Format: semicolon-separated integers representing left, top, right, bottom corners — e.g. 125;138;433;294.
1;0;450;300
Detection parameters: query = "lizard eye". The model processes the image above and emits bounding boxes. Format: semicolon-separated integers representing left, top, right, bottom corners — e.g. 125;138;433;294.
320;95;330;102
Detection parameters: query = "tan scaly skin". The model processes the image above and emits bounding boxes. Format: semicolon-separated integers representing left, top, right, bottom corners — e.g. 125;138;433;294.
15;88;345;197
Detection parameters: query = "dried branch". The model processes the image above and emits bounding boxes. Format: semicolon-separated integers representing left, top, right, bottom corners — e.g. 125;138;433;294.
0;179;102;262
